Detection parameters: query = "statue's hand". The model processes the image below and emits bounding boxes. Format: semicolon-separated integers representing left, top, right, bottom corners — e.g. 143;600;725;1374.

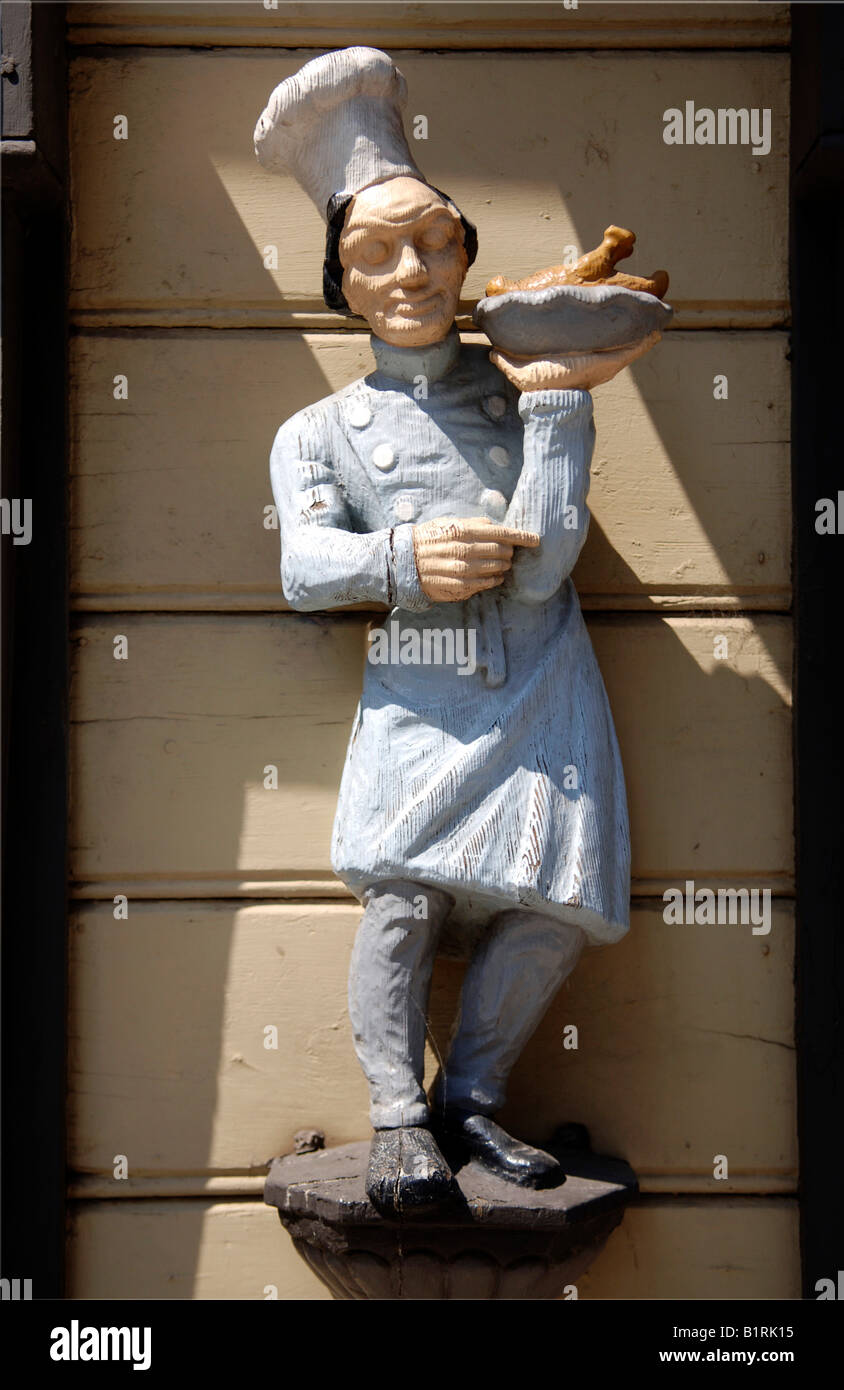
490;330;661;393
412;516;539;602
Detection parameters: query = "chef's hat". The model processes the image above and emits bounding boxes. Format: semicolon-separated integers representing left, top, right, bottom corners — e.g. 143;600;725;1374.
254;46;477;314
254;47;425;214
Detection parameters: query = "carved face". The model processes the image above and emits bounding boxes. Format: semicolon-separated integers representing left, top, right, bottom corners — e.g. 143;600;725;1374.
339;177;468;346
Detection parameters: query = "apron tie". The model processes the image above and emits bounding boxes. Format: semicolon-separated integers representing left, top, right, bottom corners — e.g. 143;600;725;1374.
467;590;506;688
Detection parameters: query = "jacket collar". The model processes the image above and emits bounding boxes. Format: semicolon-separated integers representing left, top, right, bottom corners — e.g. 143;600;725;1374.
370;326;460;385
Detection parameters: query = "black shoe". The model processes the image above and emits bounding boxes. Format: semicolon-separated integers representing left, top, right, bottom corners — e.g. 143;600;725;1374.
439;1110;563;1188
365;1126;457;1218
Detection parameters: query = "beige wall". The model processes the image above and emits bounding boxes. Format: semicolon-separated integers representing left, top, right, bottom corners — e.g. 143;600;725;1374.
66;2;795;1298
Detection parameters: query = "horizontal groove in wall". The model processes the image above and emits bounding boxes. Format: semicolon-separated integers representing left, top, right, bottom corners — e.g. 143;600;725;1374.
65;1172;798;1201
69;874;796;901
69;592;793;615
65;11;791;53
69;304;791;333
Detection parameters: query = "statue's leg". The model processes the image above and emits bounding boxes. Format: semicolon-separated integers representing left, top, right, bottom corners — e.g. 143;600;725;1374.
348;878;452;1128
433;908;585;1186
348;879;458;1215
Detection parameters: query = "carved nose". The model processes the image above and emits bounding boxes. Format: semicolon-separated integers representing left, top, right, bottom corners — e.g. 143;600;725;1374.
395;243;427;284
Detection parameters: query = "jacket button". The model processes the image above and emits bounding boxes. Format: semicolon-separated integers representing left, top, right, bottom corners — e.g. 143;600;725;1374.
346;400;372;428
488;445;510;469
484;395;508;420
372;443;396;471
480;488;508;516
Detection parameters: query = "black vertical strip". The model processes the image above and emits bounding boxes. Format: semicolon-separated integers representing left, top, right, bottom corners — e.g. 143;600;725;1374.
791;4;844;1300
1;1;68;1296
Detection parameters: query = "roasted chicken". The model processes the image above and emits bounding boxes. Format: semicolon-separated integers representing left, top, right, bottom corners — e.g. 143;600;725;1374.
486;225;669;300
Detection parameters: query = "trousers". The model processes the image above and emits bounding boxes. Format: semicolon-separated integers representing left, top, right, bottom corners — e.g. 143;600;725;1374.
347;879;585;1130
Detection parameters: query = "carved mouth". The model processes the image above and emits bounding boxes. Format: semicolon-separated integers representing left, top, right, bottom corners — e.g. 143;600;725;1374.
389;292;443;317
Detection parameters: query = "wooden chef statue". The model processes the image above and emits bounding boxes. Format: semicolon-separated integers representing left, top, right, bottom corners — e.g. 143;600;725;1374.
254;47;663;1216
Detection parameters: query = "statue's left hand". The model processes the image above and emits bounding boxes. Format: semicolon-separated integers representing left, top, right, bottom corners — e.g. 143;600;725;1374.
490;330;661;393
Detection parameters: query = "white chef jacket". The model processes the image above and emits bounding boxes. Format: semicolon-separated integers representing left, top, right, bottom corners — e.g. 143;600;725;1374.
270;328;631;945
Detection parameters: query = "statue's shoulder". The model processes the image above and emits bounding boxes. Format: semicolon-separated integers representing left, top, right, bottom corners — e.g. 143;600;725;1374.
272;379;367;457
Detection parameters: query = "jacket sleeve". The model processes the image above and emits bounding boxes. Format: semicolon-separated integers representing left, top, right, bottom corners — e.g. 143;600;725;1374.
270;406;430;613
503;388;595;604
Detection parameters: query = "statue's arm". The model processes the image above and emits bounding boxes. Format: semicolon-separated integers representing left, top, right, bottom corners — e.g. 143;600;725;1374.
503;389;595;604
270;411;430;613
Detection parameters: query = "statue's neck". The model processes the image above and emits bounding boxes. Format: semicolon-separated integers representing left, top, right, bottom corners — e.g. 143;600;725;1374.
370;326;460;384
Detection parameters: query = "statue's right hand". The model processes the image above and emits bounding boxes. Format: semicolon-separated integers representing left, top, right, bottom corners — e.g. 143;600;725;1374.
412;516;540;602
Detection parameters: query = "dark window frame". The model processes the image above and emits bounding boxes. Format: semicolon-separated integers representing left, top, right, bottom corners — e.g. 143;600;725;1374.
1;0;68;1297
790;1;844;1299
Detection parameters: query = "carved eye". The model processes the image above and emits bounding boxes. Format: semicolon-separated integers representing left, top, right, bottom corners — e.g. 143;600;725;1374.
417;222;452;253
361;239;390;267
